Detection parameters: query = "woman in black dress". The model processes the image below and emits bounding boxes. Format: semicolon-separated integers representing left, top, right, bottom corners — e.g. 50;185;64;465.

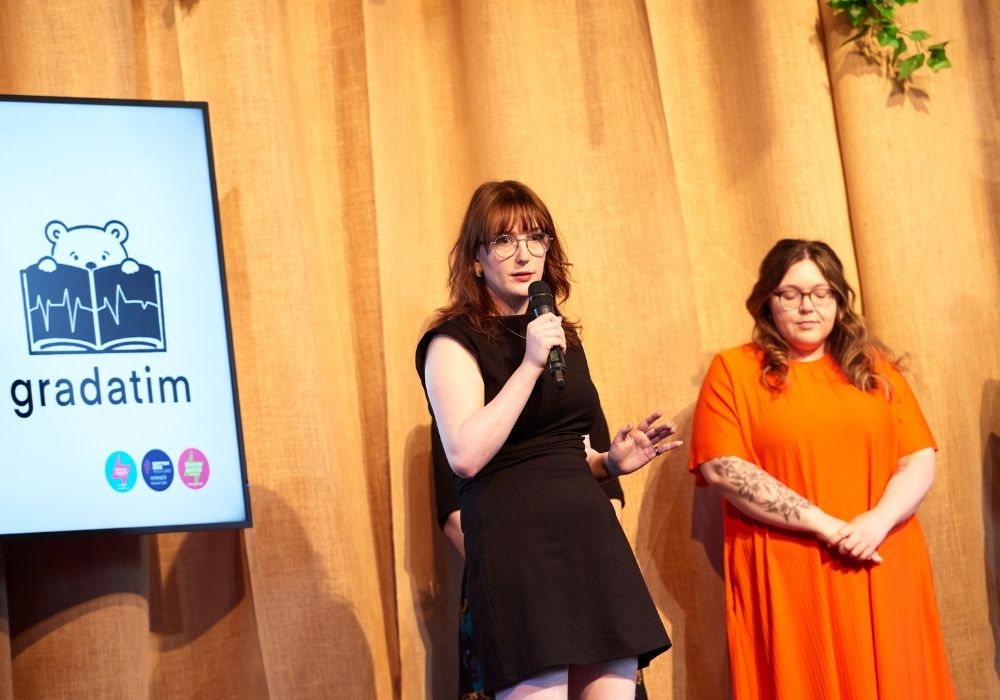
432;409;650;700
416;180;675;698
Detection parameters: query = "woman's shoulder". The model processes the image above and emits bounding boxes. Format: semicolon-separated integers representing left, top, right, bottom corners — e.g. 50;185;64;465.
871;353;915;395
424;315;473;338
696;344;762;390
872;351;904;375
415;315;481;373
713;343;763;371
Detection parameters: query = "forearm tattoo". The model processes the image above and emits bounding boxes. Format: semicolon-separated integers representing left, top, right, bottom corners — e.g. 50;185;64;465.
712;456;812;522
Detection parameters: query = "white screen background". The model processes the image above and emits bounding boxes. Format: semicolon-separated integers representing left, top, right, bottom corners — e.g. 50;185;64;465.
0;99;249;535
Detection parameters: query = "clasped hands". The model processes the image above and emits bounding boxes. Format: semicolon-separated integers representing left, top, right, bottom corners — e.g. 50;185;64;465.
606;411;684;477
817;508;894;565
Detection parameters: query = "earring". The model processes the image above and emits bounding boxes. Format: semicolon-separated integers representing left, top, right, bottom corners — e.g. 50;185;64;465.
474;265;482;278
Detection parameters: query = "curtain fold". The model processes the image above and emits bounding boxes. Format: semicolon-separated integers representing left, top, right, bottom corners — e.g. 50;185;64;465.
0;1;996;697
819;2;1000;690
0;545;10;700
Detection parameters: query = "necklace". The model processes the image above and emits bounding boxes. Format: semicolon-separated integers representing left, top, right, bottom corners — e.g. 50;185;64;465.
499;319;526;340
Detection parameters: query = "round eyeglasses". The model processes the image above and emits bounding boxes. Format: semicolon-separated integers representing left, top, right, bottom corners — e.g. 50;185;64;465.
773;286;836;310
486;231;552;260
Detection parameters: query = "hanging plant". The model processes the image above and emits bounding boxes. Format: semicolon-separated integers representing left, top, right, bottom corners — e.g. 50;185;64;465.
828;0;951;83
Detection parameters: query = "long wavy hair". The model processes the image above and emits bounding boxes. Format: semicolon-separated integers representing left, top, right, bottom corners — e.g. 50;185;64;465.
433;180;581;346
746;239;899;394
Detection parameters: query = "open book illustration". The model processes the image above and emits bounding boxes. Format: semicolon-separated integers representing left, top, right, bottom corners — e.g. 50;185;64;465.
22;262;166;353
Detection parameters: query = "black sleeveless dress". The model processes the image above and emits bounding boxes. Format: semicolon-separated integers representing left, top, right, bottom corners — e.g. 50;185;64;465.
416;314;670;691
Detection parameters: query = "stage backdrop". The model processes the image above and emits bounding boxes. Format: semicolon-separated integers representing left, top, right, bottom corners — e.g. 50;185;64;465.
0;1;997;698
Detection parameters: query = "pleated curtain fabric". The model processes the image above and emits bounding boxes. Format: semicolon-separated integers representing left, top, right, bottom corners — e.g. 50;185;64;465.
0;1;996;698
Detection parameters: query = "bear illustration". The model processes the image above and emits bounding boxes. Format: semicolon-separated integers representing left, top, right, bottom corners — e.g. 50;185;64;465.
37;220;139;274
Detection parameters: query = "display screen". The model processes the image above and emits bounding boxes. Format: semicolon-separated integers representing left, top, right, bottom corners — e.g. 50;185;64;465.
0;95;251;536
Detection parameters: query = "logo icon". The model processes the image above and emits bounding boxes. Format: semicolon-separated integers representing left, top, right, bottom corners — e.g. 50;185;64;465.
179;448;209;489
105;451;138;492
20;220;166;354
141;449;175;492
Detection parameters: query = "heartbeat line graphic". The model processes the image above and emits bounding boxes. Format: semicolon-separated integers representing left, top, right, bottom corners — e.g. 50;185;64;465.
22;261;166;354
29;284;161;331
97;285;161;325
29;288;92;333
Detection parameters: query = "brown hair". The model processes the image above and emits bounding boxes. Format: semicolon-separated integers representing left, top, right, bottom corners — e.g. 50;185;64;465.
745;239;900;394
434;180;581;345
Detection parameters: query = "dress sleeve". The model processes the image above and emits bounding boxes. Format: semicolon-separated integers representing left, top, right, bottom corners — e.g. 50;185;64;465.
415;318;479;387
886;365;937;457
689;352;749;480
600;478;625;503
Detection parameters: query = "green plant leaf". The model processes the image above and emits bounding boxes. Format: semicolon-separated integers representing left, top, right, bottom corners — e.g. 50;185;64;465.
897;53;925;80
928;44;952;71
831;0;952;85
928;56;952;72
893;37;907;64
877;25;898;46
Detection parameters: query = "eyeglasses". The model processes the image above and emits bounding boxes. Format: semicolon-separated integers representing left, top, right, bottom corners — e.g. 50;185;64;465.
486;231;552;260
772;286;836;310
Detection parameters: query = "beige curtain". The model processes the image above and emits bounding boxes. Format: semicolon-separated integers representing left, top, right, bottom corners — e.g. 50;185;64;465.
0;1;996;698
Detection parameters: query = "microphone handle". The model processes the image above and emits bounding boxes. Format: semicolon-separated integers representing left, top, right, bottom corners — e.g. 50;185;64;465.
548;347;566;389
532;301;566;390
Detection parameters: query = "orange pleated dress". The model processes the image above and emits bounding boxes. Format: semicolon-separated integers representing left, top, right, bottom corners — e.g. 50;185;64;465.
689;345;955;699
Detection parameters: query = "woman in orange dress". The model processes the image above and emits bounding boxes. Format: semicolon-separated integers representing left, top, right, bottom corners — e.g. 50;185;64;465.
689;239;955;699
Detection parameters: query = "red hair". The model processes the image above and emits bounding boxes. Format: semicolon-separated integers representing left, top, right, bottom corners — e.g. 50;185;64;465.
434;180;580;346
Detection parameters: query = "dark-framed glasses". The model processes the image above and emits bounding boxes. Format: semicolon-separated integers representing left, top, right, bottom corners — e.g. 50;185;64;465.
773;286;836;310
487;230;552;260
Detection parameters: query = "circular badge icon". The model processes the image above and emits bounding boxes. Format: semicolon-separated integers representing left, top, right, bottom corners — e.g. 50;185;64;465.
105;451;137;492
141;449;174;492
178;448;210;489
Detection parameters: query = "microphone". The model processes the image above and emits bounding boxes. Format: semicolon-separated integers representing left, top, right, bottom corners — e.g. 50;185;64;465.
527;280;566;389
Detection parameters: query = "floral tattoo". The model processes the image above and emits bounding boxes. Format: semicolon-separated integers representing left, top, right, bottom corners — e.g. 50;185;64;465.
713;456;811;522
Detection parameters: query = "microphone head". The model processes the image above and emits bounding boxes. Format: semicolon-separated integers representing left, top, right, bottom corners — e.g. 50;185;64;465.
528;280;555;315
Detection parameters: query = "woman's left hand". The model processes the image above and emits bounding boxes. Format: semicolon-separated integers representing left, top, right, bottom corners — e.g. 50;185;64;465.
829;509;893;563
606;410;683;476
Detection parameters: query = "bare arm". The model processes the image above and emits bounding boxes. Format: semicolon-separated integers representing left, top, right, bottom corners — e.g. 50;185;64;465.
874;447;936;522
584;434;623;481
699;455;849;544
423;314;564;478
830;447;935;561
441;510;464;558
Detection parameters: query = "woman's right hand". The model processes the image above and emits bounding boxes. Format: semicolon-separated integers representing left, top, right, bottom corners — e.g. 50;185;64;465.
523;312;566;370
813;511;883;564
